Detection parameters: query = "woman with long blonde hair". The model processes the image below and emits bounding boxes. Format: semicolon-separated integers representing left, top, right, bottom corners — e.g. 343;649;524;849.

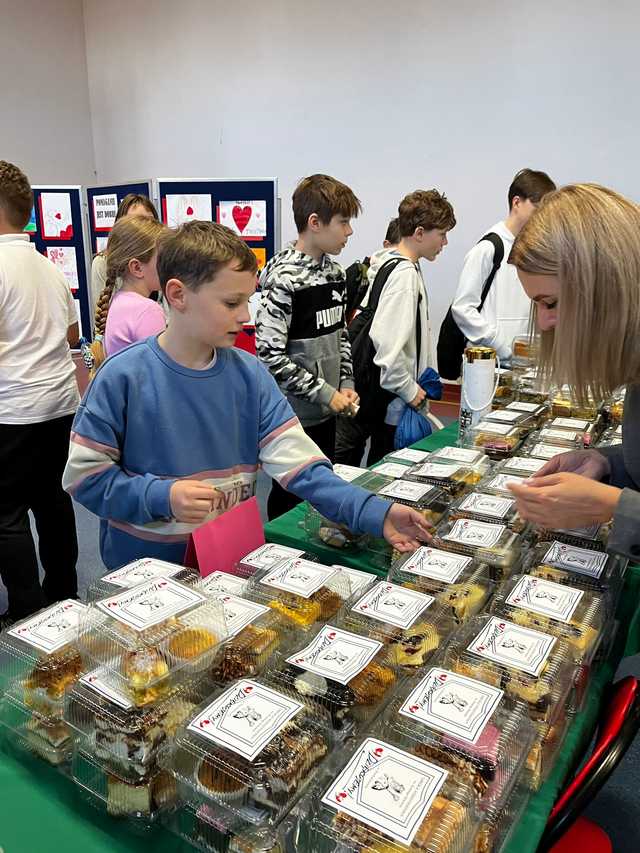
91;217;168;371
507;184;640;558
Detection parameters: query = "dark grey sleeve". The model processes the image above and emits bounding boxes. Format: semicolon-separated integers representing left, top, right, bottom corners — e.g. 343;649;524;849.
608;487;640;560
598;445;638;490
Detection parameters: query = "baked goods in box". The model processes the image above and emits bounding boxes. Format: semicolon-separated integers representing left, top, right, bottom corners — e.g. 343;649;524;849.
468;421;524;458
106;768;177;817
523;539;623;595
375;479;450;526
235;543;312;576
448;490;526;533
402;461;481;497
208;598;284;684
434;518;521;580
24;649;84;715
0;692;75;766
88;557;199;601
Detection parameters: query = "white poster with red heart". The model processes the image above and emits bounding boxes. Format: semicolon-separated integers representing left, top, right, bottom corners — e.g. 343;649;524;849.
45;246;79;292
164;194;213;227
39;192;73;240
217;200;267;240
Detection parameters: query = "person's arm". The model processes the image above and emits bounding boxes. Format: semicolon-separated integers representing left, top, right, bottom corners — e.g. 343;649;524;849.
451;242;512;360
255;271;335;407
369;265;420;404
338;285;355;391
64;285;80;347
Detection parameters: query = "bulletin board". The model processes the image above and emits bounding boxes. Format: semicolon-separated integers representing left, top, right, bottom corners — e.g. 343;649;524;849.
85;180;153;254
28;185;91;340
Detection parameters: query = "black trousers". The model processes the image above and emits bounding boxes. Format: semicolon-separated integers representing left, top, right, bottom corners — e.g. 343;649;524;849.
267;417;337;521
335;414;396;468
0;414;79;619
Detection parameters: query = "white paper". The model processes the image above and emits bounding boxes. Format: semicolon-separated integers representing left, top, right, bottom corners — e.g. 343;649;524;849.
530;443;562;460
387;448;429;464
486;473;529;492
550;417;589;430
165;194;213;227
443;519;506;548
218;200;267;238
92;193;118;230
399;667;504;744
333;464;367;482
213;595;270;637
467;616;557;677
96;577;206;631
459;492;515;519
8;600;87;653
373;462;412;479
101;558;186;588
39;191;73;239
506;575;584;623
286;625;382;685
542;541;608;579
201;571;249;597
475;421;518;436
431;446;484;464
397;547;473;583
80;667;134;710
412;462;462;479
377;480;435;502
240;543;304;570
502;456;546;474
259;558;337;598
351;582;434;630
506;402;545;414
46;246;79;292
322;738;447;846
333;565;375;596
540;428;581;442
188;680;303;762
485;409;525;423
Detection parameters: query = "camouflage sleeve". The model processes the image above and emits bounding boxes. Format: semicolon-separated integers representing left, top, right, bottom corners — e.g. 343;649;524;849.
338;294;355;389
255;272;327;402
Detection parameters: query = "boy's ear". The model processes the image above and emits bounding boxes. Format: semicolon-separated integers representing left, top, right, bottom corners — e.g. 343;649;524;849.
413;225;425;241
306;212;321;234
164;278;188;310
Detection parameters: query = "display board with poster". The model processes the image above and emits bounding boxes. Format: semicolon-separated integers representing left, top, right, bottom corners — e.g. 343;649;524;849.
85;180;154;255
28;185;91;339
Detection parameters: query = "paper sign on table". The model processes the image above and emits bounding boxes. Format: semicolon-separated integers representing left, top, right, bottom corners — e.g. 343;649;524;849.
184;496;265;577
218;200;267;239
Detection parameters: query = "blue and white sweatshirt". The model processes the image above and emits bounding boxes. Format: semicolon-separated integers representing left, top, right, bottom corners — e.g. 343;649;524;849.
62;336;390;568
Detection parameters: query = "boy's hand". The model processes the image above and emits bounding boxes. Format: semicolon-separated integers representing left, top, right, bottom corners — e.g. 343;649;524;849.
329;389;355;414
170;480;221;524
409;387;427;410
340;388;360;407
383;504;433;552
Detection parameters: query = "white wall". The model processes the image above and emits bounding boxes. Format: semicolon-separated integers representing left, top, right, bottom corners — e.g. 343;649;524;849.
0;0;95;185
82;0;640;334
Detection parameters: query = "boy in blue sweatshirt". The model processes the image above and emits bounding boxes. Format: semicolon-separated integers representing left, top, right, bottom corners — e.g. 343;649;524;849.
63;221;431;569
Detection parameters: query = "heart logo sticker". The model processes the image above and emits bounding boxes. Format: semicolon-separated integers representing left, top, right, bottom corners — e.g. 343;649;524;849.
244;685;253;693
232;205;252;233
410;704;419;713
336;792;347;802
374;747;384;756
328;632;336;639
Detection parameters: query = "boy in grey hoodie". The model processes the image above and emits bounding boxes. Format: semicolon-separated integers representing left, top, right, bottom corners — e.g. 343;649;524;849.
256;174;361;519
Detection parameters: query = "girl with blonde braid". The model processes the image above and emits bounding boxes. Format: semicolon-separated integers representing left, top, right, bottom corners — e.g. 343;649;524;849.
90;217;168;371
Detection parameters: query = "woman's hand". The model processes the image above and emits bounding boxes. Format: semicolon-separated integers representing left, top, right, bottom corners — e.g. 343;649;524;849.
383;504;433;552
508;472;621;529
534;449;611;480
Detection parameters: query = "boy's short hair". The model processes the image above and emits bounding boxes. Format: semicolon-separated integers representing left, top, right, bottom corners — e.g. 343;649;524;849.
0;161;33;230
508;169;556;207
157;221;258;293
292;174;362;233
397;190;456;238
385;217;401;245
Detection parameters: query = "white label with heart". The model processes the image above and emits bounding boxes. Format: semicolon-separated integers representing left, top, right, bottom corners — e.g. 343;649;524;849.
8;600;87;653
485;409;526;423
502;456;546;473
553;524;602;542
459;493;515;519
286;625;382;685
399;667;504;744
540;428;581;442
212;595;270;637
550;417;590;429
443;519;506;548
506;402;546;414
240;543;304;570
530;443;562;459
432;446;484;464
486;473;529;492
101;558;186;588
506;576;584;623
259;558;337;598
411;462;462;479
475;421;519;435
201;571;249;597
96;577;206;631
468;616;557;677
387;448;429;463
321;738;448;845
351;582;434;630
377;480;436;502
542;541;608;578
373;462;414;479
333;464;368;482
397;547;473;583
188;680;303;762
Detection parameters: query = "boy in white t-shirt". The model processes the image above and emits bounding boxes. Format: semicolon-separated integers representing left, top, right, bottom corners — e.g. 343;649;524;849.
0;161;80;625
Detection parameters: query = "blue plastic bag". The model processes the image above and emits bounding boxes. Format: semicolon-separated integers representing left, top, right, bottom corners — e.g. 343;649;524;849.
394;368;443;449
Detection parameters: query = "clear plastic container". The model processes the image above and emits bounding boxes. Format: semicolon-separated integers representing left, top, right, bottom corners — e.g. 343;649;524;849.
448;490;527;533
337;580;456;672
297;735;480;853
64;673;206;781
514;372;549;406
443;615;576;724
527;521;611;552
72;743;177;822
331;564;379;599
490;574;605;665
433;519;522;581
0;691;75;766
389;547;494;624
374;479;451;525
493;368;516;407
534;427;585;449
200;571;251;598
504;400;550;426
301;505;368;551
521;540;625;595
478;471;531;498
235;544;317;577
164;679;330;823
549;389;600;421
402;461;481;497
77;577;227;707
87;558;200;601
482;408;538;432
168;800;290;853
546;417;602;447
350;469;396;494
598;424;623;448
385;447;431;466
511;335;538;368
246;559;350;630
382;668;535;850
603;390;625;426
494;455;548;477
466;421;526;459
425;445;490;469
371;460;419;479
0;599;89;716
521;438;565;461
263;624;398;738
525;716;569;791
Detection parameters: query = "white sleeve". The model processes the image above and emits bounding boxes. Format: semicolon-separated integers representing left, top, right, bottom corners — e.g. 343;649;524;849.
66;287;78;327
451;242;508;357
370;266;420;404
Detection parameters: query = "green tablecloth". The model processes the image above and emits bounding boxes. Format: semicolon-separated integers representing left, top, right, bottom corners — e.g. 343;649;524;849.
0;422;637;853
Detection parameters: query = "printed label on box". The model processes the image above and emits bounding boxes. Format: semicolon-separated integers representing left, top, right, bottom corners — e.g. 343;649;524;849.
188;680;303;762
351;582;434;630
475;421;517;435
321;738;447;846
214;595;270;637
530;443;561;460
432;446;484;464
80;667;134;710
468;616;557;677
399;667;504;744
101;558;186;588
398;547;473;583
373;462;413;479
286;625;382;685
459;493;514;519
377;480;435;502
486;474;528;492
96;578;206;631
550;417;589;429
543;541;608;578
540;429;580;442
333;464;368;482
503;456;546;474
334;565;375;596
412;462;462;479
201;571;249;597
486;409;525;423
259;559;337;598
506;402;545;414
388;448;429;463
8;600;87;653
506;576;584;623
240;543;304;569
443;519;506;548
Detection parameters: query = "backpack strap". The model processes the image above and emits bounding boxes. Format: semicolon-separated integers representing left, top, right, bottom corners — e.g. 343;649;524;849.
477;232;505;311
366;257;406;313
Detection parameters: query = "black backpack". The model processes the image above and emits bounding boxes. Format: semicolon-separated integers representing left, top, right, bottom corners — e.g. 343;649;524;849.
436;233;505;380
349;257;421;423
344;257;371;321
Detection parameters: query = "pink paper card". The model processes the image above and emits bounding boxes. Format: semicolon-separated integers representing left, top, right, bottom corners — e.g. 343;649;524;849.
184;497;265;578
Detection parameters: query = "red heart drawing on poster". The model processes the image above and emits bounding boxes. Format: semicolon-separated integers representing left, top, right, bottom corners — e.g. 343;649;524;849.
186;206;194;216
232;205;252;233
60;225;73;239
55;212;62;219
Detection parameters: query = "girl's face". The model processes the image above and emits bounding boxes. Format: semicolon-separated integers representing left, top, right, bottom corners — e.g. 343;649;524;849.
517;270;560;331
138;250;161;292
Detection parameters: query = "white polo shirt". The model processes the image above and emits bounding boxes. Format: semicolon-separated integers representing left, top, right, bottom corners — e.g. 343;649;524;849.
0;233;80;424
